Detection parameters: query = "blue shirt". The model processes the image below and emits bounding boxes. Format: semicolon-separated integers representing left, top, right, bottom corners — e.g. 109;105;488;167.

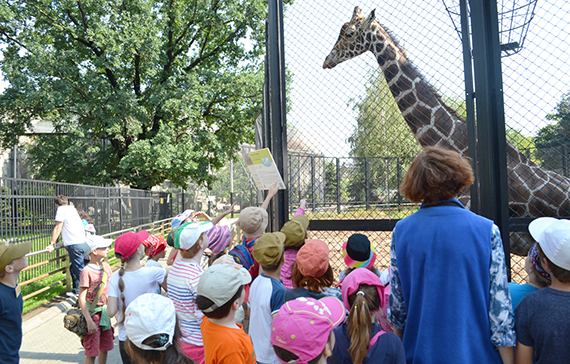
0;282;24;364
508;282;539;312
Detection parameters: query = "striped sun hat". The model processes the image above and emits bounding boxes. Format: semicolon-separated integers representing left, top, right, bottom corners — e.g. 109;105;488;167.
206;225;231;254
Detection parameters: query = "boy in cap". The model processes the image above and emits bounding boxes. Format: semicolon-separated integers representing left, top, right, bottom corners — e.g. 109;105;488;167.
515;217;570;364
78;235;114;364
167;221;214;364
196;264;255;364
250;232;287;364
0;241;32;364
142;235;167;268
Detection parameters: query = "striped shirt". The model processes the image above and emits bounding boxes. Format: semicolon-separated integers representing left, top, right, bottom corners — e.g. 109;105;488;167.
167;260;204;345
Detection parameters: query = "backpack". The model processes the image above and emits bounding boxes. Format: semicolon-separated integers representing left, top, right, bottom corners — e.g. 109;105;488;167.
229;244;255;271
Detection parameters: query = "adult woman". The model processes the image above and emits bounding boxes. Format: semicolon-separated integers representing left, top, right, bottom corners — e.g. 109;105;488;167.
388;147;515;364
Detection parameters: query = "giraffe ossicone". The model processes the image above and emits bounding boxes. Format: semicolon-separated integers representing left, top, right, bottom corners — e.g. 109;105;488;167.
324;6;570;256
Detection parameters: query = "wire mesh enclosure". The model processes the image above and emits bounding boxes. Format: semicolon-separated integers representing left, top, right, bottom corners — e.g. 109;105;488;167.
281;0;570;282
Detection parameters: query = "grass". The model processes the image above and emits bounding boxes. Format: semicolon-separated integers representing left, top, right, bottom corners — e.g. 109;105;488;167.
306;205;419;220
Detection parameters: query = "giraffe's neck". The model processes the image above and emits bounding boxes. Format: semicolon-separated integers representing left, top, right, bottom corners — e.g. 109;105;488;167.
366;22;468;155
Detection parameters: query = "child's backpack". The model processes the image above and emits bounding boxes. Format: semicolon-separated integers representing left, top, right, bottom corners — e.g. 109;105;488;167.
229;244;255;271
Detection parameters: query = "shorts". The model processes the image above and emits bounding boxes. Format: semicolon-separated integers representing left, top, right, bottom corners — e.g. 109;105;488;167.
81;312;115;357
179;341;205;364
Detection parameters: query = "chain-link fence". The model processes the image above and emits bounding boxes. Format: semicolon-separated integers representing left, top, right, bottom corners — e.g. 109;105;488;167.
281;0;570;283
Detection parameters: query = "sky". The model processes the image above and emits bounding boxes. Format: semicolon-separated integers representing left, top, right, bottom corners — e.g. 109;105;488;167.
282;0;570;158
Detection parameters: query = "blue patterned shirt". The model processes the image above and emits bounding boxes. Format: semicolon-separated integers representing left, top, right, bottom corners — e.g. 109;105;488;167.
388;224;516;347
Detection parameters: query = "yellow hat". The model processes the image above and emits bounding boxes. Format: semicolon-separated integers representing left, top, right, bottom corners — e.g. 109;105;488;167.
0;241;32;273
280;215;309;247
252;232;286;267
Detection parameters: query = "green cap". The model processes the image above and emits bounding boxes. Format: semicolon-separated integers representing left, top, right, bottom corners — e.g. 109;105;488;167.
252;232;286;267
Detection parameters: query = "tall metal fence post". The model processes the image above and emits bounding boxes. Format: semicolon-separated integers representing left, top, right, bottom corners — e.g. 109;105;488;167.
336;158;341;214
365;158;370;210
107;187;112;233
469;0;510;278
119;187;123;231
65;249;71;293
311;156;315;211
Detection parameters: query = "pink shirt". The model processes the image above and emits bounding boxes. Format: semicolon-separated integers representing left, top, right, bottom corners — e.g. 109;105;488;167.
279;207;305;289
79;263;112;306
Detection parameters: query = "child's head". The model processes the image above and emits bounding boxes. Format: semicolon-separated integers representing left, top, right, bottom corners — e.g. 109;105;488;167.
171;209;195;229
292;239;333;291
142;235;168;260
271;297;346;364
0;242;32;278
174;222;214;259
85;235;113;258
529;217;570;283
196;264;252;319
238;207;268;239
205;225;231;254
252;232;286;272
341;268;386;363
343;234;377;273
125;293;195;364
526;243;551;287
281;215;310;249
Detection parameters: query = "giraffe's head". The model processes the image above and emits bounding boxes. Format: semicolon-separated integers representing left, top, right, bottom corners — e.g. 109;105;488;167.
323;7;378;69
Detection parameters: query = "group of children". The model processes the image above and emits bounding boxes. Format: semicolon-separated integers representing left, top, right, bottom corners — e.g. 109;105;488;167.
3;191;569;364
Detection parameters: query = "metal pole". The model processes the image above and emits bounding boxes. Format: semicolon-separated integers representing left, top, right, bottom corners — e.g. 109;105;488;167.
460;0;480;214
311;156;315;211
230;160;234;217
336;158;341;214
469;0;510;278
365;158;370;210
267;0;288;229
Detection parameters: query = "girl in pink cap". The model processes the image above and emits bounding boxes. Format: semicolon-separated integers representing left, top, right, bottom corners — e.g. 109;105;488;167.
332;268;405;364
107;231;168;364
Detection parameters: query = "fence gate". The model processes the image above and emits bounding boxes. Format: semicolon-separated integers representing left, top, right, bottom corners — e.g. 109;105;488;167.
266;0;570;283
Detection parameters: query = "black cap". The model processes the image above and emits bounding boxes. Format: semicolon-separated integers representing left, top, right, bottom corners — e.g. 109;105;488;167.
346;234;371;261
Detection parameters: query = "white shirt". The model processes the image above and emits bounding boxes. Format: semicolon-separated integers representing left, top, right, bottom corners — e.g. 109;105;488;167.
108;266;166;341
55;205;85;246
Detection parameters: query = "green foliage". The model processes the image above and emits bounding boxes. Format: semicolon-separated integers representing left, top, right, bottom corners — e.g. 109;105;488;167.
534;91;570;174
0;0;274;189
347;70;420;202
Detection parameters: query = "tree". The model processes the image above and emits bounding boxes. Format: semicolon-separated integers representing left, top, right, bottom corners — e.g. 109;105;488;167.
0;0;272;189
347;70;420;203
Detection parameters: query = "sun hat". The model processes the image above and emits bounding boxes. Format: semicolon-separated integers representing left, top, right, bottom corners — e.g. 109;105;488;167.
197;263;252;313
85;235;114;252
0;241;32;273
343;234;377;270
166;228;176;247
529;217;570;270
142;235;167;257
528;243;551;281
252;232;286;267
174;221;214;251
238;207;268;238
125;293;176;351
281;215;310;247
296;239;330;278
341;268;386;310
206;225;232;254
171;209;194;229
115;231;150;260
271;297;346;364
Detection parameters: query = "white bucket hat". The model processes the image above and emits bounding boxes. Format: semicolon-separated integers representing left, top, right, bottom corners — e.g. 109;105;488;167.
125;294;176;351
529;217;570;271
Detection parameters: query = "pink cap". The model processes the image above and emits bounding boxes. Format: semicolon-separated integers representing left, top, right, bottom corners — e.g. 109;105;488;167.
341;268;386;310
114;231;149;260
271;297;345;364
296;239;330;278
206;225;231;254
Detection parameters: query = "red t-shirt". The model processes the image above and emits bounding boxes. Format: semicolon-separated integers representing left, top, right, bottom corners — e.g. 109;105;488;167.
79;263;112;306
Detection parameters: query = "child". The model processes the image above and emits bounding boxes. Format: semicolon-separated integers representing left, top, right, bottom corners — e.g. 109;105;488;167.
331;268;405;364
125;293;197;364
271;296;346;364
142;235;168;268
339;234;380;281
284;239;342;302
107;231;168;364
280;199;309;289
508;242;550;311
167;221;214;364
515;217;570;363
0;241;32;364
250;232;287;364
78;235;114;364
195;264;255;364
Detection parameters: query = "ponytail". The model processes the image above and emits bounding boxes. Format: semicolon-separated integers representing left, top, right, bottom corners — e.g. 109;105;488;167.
115;250;139;324
347;284;380;364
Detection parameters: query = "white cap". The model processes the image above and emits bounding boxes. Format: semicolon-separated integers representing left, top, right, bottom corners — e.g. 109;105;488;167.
125;294;176;351
529;217;570;270
176;221;214;250
197;264;251;313
84;235;113;252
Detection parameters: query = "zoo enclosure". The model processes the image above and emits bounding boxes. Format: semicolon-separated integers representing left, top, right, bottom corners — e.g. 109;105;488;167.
263;0;570;282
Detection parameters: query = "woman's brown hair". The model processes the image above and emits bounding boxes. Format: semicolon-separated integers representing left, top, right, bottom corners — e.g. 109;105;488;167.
400;146;474;206
347;284;381;364
291;262;334;292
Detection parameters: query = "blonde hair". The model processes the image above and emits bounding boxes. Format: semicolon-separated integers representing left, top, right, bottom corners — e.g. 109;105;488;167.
179;234;204;259
347;284;381;364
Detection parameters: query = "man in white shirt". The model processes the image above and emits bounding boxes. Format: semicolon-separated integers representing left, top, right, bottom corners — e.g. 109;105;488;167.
46;195;86;296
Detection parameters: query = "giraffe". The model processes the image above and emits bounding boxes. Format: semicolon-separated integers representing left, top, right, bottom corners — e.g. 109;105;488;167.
323;6;570;255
